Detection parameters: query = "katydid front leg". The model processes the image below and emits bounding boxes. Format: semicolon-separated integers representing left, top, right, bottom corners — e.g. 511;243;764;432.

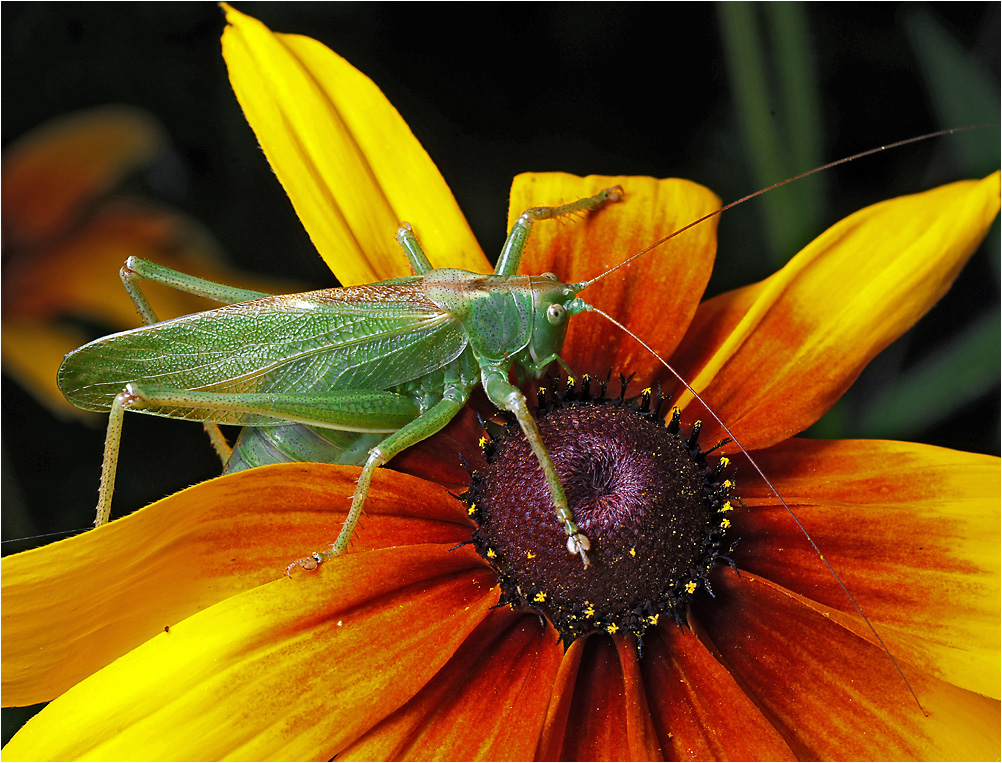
495;186;622;276
481;367;591;568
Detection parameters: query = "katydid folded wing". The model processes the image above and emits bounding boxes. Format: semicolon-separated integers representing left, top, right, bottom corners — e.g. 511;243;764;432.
57;281;469;424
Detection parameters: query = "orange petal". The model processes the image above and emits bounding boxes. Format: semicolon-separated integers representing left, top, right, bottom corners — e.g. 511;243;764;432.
731;437;1000;699
535;635;585;760
538;634;663;760
1;464;472;706
3;544;497;761
509;173;720;383
2;107;164;247
1;201;296;419
341;610;561;760
643;624;796;760
694;571;1000;761
221;5;489;285
671;173;1001;449
3;200;296;327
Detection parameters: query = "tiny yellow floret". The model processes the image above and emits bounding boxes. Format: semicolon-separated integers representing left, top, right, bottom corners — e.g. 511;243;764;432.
487;548;497;559
606;623;619;634
527;550;536;559
533;592;547;603
685;580;698;594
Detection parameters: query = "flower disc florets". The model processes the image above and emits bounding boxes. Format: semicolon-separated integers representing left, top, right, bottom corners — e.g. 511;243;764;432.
464;375;737;647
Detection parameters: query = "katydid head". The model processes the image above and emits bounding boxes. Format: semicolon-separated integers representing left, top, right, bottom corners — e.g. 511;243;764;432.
519;274;600;381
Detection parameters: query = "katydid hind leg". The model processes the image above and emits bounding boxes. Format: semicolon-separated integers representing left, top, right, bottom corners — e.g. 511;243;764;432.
286;390;469;575
94;389;133;526
120;256;271;324
92;384;420;526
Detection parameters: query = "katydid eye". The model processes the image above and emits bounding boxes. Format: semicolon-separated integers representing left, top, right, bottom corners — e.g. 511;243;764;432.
542;272;558;281
546;303;566;325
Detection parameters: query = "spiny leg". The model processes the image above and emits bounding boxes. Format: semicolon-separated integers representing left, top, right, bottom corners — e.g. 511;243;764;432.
481;367;591;567
93;382;418;526
286;389;469;575
94;389;134;526
494;186;623;277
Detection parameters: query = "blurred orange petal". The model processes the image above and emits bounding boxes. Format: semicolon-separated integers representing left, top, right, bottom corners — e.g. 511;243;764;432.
2;106;164;247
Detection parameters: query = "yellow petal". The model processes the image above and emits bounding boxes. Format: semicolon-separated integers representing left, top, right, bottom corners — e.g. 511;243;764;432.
1;464;470;706
737;438;1000;699
3;545;496;761
672;172;1001;449
340;610;561;760
221;5;489;285
695;572;1000;760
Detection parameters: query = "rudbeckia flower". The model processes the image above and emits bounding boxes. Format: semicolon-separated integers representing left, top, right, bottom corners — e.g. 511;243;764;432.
3;6;999;760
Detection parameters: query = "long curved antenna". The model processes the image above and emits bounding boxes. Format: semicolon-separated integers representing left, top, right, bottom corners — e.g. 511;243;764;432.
577;126;990;291
585;302;929;716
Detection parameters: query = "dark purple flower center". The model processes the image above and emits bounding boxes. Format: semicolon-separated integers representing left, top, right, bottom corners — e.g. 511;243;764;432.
465;377;736;647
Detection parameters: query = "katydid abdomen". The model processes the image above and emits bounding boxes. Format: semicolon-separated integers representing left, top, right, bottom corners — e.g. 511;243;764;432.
223;425;386;473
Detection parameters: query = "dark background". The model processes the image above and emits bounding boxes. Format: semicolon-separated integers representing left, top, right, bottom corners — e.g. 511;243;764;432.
2;1;999;744
2;3;999;563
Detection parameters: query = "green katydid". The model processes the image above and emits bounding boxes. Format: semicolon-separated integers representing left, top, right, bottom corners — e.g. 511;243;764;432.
50;131;994;715
55;128;985;583
57;186;626;573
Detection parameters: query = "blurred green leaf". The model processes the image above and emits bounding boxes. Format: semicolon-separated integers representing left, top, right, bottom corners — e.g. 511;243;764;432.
718;2;824;265
904;7;1001;173
857;310;1000;439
